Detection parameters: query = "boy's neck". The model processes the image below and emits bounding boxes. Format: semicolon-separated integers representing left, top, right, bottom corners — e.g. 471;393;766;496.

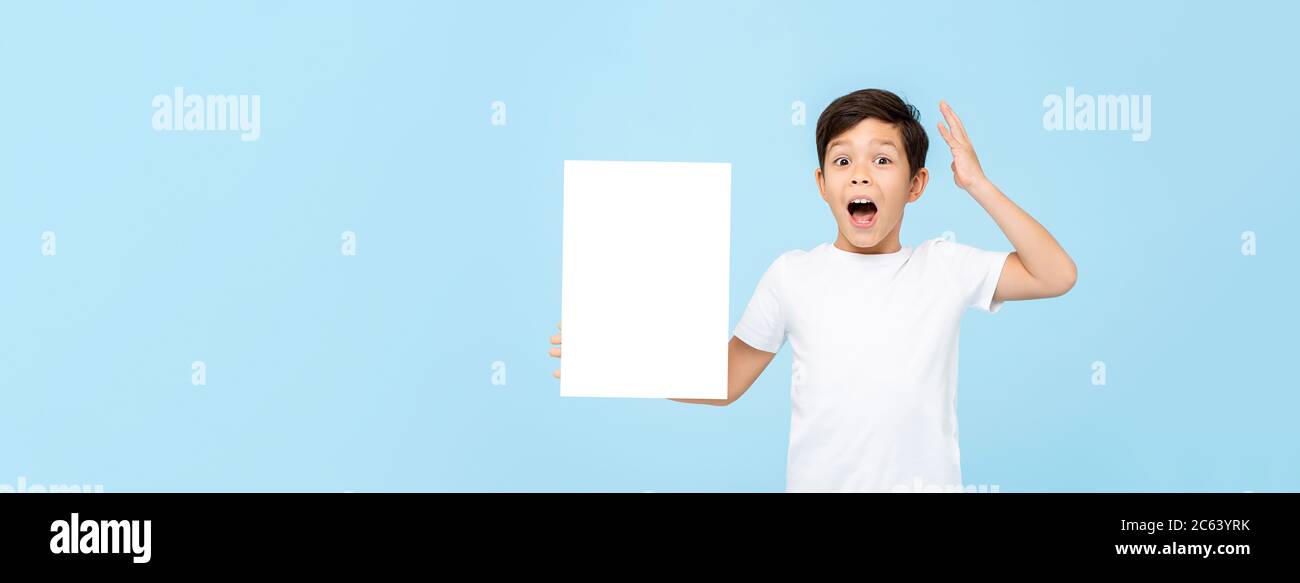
833;232;903;255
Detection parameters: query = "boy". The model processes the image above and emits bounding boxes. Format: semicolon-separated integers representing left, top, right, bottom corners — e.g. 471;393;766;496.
550;89;1076;492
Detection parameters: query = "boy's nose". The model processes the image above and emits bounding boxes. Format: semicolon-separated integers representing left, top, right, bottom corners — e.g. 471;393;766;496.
851;178;870;185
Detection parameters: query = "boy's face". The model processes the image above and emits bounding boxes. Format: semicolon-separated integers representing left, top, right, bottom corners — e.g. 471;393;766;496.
815;118;928;253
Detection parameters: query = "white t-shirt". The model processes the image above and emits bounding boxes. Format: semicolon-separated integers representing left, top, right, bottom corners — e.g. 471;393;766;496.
733;237;1010;493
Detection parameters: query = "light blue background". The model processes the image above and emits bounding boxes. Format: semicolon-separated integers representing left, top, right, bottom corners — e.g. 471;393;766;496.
1;1;1295;492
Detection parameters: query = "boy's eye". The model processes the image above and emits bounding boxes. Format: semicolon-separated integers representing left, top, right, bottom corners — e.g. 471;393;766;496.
874;156;891;165
834;157;849;166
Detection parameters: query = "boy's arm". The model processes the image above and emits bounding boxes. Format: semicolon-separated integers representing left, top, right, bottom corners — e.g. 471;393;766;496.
669;336;775;406
550;326;775;406
937;100;1078;301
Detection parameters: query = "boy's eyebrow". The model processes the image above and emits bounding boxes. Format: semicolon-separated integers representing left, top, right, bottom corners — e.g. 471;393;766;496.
827;138;900;152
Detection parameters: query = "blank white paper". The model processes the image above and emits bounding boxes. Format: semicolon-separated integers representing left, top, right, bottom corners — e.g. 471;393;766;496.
561;160;731;399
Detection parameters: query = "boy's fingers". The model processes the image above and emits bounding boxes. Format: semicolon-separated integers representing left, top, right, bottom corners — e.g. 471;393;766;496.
938;101;965;142
936;121;954;145
938;101;955;129
551;322;563;377
941;100;969;140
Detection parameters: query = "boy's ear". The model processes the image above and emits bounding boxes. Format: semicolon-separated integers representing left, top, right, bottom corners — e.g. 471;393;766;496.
814;167;827;202
906;167;929;203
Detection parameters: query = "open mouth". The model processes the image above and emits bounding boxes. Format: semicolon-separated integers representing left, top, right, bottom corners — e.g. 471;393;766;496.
847;197;877;228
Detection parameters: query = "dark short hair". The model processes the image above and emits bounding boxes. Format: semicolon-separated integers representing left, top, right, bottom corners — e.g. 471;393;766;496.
815;88;928;178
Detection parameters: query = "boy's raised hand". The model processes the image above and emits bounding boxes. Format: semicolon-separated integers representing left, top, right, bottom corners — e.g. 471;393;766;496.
549;322;561;378
936;100;991;192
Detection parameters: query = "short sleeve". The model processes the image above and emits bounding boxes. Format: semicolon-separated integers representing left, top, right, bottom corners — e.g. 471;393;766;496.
732;253;788;353
937;239;1011;314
